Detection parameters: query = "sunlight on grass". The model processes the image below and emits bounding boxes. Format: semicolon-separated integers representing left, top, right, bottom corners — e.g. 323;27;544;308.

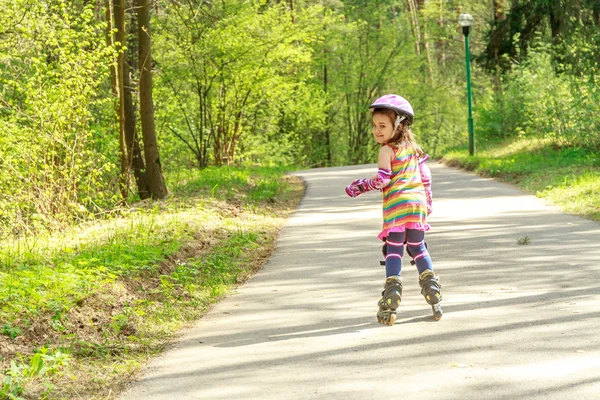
0;166;303;399
442;139;600;222
539;171;600;220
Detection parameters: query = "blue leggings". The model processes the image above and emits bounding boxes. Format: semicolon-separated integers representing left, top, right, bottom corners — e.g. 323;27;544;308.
384;229;433;277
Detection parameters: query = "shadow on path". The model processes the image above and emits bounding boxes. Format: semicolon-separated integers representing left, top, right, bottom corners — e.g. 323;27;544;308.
120;163;600;400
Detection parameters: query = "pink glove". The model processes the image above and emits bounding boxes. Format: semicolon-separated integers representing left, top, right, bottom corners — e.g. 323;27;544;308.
345;178;375;197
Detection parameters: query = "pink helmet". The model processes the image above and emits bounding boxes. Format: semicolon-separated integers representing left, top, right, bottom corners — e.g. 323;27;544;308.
369;94;414;124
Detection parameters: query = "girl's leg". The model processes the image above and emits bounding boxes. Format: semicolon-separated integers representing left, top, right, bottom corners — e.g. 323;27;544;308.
405;229;433;275
385;231;405;277
378;231;405;326
406;229;443;320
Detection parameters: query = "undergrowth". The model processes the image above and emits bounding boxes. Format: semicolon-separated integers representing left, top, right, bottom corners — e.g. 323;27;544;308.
0;166;304;400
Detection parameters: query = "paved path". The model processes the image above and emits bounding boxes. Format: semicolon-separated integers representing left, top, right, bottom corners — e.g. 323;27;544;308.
120;163;600;400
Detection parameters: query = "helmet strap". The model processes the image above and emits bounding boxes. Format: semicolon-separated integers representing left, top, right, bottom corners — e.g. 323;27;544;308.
394;115;407;132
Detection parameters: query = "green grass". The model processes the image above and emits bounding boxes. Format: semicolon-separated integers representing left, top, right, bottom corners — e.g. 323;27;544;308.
169;165;295;204
0;166;304;400
442;138;600;221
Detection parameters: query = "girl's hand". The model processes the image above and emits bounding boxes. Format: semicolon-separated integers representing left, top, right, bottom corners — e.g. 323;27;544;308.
345;179;370;197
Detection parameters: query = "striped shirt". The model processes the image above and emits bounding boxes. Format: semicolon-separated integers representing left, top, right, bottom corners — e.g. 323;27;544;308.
378;144;430;240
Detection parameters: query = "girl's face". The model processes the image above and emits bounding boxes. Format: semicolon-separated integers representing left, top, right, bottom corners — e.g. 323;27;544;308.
372;113;395;144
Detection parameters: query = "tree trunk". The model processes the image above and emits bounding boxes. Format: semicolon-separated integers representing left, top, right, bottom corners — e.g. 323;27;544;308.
549;7;562;42
406;0;421;55
323;48;332;167
125;2;150;199
137;0;168;199
436;0;446;71
422;28;434;83
105;0;118;127
415;0;432;81
112;0;129;200
115;0;150;200
214;81;226;166
485;0;511;70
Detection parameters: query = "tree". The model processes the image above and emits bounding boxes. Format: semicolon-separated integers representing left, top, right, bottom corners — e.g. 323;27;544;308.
483;0;600;71
137;0;167;198
154;0;324;167
111;0;150;200
0;1;119;236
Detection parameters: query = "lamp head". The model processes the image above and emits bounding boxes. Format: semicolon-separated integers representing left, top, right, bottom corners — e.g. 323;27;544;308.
459;13;473;36
458;13;473;27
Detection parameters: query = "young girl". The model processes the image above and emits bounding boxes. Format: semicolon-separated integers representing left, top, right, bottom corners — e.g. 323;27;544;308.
345;94;442;326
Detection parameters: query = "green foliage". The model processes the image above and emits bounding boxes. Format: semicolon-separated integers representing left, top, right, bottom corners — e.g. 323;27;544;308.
482;0;600;71
1;347;69;399
0;216;185;326
0;165;301;398
168;165;294;203
1;324;21;340
0;166;292;328
153;0;473;169
477;40;600;150
315;0;477;164
1;372;24;400
154;0;325;168
0;1;119;238
0;0;498;235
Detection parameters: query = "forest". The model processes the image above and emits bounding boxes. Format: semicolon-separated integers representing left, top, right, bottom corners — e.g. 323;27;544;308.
1;0;600;398
1;0;599;237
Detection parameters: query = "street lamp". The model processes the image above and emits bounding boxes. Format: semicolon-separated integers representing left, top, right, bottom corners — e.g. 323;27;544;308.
459;13;475;156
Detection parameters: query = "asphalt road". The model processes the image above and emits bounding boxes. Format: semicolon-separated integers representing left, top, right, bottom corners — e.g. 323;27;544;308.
120;163;600;400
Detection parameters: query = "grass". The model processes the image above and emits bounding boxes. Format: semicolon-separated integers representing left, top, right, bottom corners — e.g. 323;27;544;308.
442;138;600;221
0;166;304;400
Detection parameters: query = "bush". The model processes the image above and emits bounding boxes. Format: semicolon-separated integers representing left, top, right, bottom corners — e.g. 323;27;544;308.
476;40;600;150
0;3;119;238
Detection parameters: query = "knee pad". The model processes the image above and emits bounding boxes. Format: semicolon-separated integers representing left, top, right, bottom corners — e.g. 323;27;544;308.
385;238;404;259
381;237;406;265
406;240;428;265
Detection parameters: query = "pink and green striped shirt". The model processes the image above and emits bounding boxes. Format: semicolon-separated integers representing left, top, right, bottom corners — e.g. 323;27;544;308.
378;144;430;240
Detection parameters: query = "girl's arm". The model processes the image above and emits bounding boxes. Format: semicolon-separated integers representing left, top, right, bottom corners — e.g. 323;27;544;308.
418;155;433;215
345;146;393;197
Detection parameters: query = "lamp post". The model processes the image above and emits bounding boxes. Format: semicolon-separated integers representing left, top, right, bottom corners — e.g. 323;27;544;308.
459;13;474;156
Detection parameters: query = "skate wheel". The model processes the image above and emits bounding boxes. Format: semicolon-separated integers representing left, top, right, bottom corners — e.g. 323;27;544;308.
432;304;443;321
377;313;396;326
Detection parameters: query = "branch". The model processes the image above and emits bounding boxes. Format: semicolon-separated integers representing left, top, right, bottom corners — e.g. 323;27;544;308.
369;37;406;99
0;3;30;36
163;75;199;145
168;126;200;160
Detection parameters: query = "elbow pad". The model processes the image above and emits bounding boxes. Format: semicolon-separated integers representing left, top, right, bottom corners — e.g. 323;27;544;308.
418;155;433;214
368;168;392;189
